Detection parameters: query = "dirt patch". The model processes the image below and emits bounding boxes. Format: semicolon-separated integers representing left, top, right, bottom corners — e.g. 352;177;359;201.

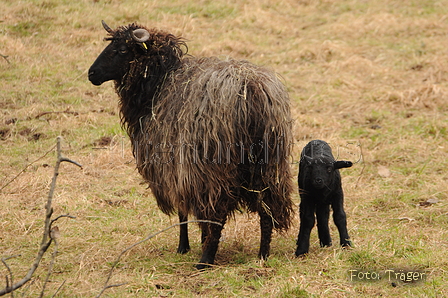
5;118;17;125
103;199;129;207
94;136;112;147
19;127;32;136
29;132;44;141
18;127;45;141
0;127;11;140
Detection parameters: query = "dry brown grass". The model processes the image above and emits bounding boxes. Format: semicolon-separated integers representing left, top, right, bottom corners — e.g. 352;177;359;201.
1;0;447;297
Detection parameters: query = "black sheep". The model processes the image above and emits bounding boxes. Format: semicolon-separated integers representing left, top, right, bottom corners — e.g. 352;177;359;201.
295;140;353;257
88;21;294;269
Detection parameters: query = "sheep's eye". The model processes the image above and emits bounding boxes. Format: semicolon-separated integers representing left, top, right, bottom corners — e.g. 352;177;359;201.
113;47;128;55
327;167;333;173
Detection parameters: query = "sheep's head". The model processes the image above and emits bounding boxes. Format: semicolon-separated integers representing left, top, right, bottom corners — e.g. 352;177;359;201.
302;156;352;190
88;21;151;86
88;21;186;88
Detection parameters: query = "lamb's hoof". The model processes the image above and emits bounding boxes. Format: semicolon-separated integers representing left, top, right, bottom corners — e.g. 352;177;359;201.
320;242;332;248
341;242;352;249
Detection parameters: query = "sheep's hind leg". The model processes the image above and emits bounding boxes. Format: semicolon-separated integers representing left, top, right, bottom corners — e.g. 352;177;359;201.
258;208;274;260
177;211;190;254
295;201;315;257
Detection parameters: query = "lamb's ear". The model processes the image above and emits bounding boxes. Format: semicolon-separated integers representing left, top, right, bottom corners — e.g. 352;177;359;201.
334;160;353;169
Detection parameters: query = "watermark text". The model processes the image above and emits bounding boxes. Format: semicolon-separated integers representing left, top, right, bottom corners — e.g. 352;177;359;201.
349;269;426;283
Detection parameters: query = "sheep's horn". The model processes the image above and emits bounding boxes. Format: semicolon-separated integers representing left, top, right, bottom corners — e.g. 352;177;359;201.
101;20;113;34
131;28;150;43
301;154;313;164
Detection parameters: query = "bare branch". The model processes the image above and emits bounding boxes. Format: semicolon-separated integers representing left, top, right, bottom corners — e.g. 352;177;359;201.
39;228;59;298
95;220;222;298
0;137;80;296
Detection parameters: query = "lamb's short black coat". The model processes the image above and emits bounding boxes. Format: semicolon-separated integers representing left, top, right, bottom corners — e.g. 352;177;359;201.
295;140;353;256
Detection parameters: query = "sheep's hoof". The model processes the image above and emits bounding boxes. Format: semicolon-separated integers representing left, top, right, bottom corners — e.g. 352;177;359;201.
195;262;212;270
176;246;190;254
258;251;270;261
295;250;308;258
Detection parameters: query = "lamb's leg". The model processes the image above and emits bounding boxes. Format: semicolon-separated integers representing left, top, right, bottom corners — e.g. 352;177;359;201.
258;207;274;260
295;200;315;257
316;203;332;247
177;211;190;254
332;193;351;247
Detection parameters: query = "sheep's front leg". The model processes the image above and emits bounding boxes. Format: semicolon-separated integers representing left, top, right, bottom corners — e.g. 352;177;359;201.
295;200;315;257
316;203;332;247
197;219;226;270
177;211;190;254
258;208;274;260
332;193;351;248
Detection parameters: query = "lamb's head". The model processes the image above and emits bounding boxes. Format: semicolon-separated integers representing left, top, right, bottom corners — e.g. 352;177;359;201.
88;21;151;86
302;156;353;190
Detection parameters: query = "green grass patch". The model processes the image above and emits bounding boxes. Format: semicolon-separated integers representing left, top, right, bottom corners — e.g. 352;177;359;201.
1;0;447;297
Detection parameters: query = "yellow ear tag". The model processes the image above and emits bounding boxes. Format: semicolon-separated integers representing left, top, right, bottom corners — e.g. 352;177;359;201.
142;42;148;50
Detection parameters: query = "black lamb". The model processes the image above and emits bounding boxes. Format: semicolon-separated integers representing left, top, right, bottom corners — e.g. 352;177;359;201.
295;140;353;257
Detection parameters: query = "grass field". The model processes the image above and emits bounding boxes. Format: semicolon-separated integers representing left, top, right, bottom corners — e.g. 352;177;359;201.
1;0;447;297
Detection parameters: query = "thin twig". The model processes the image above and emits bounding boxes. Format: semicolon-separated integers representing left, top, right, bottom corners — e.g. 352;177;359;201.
0;53;10;64
0;145;56;192
60;158;83;169
1;262;12;298
100;283;127;293
50;215;76;226
95;220;222;298
35;111;79;119
1;259;13;297
1;256;20;298
51;280;66;298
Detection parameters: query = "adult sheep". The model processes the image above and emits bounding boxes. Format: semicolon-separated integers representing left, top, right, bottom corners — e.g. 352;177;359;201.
295;140;352;257
88;21;294;269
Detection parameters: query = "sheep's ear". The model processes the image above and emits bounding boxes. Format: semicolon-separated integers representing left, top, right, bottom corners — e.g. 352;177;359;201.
334;160;353;169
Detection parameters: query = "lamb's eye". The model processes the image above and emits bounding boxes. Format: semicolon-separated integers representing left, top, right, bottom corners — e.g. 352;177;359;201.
119;48;128;55
327;167;332;173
